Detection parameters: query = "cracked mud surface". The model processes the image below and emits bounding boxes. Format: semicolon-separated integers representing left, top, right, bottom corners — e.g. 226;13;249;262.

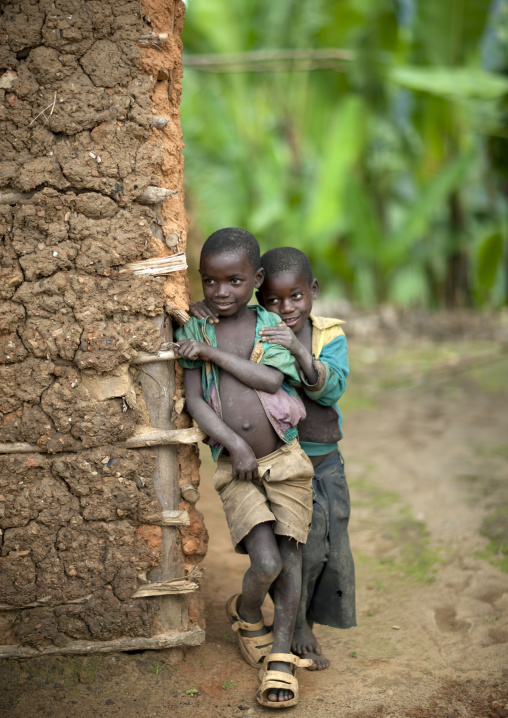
1;333;506;717
0;0;204;648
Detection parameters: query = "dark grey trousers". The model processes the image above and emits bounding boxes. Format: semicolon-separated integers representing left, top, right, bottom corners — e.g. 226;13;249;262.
296;450;356;630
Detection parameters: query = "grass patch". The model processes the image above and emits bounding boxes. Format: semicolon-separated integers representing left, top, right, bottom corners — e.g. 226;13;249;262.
348;477;399;510
354;502;440;587
478;502;508;573
390;509;440;583
469;357;508;394
339;390;377;414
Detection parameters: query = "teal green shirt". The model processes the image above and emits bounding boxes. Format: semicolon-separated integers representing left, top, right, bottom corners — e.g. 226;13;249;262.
176;305;303;460
299;316;349;457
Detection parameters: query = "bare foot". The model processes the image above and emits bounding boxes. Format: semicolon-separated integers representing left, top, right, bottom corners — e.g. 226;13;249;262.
292;622;330;670
267;660;294;703
300;650;330;671
292;621;320;655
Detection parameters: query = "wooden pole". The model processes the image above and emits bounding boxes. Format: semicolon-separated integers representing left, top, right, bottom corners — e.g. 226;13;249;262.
137;313;188;633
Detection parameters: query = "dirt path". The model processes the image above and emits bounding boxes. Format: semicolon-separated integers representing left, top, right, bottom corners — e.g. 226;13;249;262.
1;337;507;717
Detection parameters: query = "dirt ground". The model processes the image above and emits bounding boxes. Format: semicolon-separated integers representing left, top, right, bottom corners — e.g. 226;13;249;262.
1;328;508;718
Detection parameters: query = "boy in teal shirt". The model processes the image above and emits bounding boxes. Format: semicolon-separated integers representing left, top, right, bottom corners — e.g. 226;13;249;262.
177;230;314;707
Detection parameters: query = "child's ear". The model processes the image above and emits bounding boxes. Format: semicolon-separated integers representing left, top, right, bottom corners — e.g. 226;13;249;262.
311;279;320;299
254;267;265;289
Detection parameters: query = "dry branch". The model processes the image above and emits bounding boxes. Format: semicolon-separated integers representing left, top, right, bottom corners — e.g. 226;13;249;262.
0;191;33;204
28;91;57;127
0;442;40;455
183;48;354;73
0;629;205;658
126;252;187;275
0;594;92;612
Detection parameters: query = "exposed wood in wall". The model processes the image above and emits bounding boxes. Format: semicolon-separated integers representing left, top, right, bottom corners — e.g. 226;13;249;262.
0;428;204;455
0;629;206;658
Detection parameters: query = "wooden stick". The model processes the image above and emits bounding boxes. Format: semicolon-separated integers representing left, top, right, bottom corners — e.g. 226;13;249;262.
133;349;178;364
184;48;354;66
126;252;187;275
137;32;169;45
0;192;32;205
0;628;205;658
120;427;204;448
183;48;354;73
165;304;190;325
136;186;178;204
131;579;198;598
0;595;93;612
0;428;205;455
0;442;40;454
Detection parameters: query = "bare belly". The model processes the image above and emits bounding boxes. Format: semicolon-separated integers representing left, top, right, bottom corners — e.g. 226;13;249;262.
219;371;282;458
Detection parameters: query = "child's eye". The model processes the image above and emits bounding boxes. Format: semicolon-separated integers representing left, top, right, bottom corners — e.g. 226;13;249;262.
230;278;241;285
203;278;215;285
293;293;303;299
267;298;280;305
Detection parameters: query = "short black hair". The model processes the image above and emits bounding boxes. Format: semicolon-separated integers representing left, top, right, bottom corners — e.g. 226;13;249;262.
261;247;313;285
201;228;261;270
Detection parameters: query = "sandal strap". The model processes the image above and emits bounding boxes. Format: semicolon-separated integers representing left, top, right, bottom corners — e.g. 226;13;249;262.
241;630;274;646
257;669;300;708
231;617;265;632
227;593;266;632
295;657;313;669
264;652;300;666
262;653;314;670
262;670;298;685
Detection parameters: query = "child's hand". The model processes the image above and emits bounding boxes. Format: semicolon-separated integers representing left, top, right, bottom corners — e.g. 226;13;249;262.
260;323;301;354
189;300;219;324
230;443;259;481
176;339;212;362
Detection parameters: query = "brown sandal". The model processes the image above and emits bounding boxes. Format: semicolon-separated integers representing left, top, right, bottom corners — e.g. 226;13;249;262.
256;652;312;709
226;594;273;668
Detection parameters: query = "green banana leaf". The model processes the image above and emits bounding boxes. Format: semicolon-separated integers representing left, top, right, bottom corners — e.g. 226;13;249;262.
391;66;508;100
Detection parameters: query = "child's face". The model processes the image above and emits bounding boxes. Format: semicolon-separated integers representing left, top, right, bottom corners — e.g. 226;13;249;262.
199;249;264;317
260;271;319;335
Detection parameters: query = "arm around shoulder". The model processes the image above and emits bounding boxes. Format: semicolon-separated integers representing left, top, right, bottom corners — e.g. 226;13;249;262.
304;334;349;405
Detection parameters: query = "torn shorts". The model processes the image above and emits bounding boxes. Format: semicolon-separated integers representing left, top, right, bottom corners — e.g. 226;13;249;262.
213;439;314;553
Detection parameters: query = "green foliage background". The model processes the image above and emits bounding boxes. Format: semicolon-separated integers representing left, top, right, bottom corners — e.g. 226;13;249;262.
181;0;508;307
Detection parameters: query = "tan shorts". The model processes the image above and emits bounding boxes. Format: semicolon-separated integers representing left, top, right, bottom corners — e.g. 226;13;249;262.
213;439;315;553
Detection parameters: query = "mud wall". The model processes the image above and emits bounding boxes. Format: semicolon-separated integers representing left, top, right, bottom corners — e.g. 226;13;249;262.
0;0;207;653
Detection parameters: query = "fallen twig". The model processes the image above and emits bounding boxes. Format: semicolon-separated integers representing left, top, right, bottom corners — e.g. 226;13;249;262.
29;91;57;127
